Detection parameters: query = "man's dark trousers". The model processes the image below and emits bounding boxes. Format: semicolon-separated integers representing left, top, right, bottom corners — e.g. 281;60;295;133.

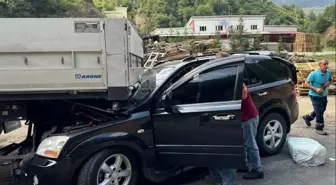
305;96;328;130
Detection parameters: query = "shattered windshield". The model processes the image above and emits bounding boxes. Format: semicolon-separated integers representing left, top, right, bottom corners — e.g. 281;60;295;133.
129;66;176;104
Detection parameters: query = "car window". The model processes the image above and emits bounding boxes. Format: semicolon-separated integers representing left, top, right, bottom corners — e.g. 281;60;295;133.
257;59;290;82
244;67;260;86
171;66;238;105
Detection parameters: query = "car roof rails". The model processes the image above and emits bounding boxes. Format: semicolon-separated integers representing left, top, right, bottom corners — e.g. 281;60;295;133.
182;53;217;62
182;55;196;62
246;51;279;56
246;52;260;55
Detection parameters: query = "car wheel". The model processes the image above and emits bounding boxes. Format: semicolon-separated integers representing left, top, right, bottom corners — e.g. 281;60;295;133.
257;113;287;156
77;148;139;185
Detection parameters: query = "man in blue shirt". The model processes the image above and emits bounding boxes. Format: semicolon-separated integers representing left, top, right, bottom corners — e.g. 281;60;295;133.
303;59;332;135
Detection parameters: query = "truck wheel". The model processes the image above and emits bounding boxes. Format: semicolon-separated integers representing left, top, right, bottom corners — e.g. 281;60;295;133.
257;113;287;157
77;148;139;185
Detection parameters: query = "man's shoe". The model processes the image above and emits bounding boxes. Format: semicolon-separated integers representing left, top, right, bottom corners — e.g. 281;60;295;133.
243;170;264;180
302;115;311;127
315;129;328;135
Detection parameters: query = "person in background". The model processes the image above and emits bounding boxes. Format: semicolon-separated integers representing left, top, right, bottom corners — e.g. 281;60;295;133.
303;59;332;135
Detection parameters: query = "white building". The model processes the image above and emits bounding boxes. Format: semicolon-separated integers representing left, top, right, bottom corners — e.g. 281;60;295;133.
186;15;266;35
152;15;297;37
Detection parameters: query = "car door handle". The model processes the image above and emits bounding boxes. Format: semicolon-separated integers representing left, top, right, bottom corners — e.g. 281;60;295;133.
258;92;267;96
213;115;235;121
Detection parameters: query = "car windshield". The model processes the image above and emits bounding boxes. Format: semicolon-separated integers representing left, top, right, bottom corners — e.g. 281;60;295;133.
129;66;176;104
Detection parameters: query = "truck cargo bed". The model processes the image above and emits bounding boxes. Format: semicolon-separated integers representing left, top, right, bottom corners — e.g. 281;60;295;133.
0;18;144;101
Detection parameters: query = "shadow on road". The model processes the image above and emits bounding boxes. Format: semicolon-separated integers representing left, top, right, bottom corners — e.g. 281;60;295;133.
148;168;208;185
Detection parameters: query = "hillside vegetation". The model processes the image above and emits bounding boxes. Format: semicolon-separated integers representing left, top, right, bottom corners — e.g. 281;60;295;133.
272;0;334;8
302;7;325;15
0;0;335;34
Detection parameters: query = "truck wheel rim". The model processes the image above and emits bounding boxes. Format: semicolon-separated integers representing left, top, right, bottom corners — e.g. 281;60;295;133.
263;120;283;149
97;154;132;185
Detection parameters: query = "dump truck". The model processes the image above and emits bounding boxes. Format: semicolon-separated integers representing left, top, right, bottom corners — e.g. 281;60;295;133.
0;18;144;181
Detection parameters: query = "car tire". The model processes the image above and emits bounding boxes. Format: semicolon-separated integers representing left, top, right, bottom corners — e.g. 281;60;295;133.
257;113;287;157
77;148;139;185
13;174;29;185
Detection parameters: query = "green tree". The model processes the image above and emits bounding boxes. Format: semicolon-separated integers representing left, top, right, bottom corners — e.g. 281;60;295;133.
92;0;115;11
326;38;336;48
312;35;324;52
307;11;316;21
0;0;34;17
2;0;333;35
262;35;270;50
277;36;285;53
229;18;250;52
251;34;262;50
323;5;336;24
314;16;332;33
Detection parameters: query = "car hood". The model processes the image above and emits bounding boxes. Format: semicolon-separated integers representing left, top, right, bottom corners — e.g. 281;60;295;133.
59;111;151;153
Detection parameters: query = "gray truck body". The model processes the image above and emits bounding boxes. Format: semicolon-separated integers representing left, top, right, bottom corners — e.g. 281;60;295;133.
0;18;144;100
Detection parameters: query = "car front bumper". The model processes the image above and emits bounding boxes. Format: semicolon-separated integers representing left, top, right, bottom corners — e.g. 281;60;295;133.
26;155;75;185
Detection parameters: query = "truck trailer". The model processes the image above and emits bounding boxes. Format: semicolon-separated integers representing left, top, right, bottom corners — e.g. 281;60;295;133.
0;17;145;181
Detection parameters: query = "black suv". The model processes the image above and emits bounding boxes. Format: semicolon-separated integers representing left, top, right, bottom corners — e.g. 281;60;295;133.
26;54;298;185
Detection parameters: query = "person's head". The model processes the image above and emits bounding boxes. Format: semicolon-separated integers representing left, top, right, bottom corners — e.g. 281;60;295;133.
318;59;329;72
216;52;230;59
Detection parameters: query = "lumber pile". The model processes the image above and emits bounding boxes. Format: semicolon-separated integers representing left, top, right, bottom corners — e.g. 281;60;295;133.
328;67;336;95
295;62;319;95
291;54;316;63
144;41;190;61
144;39;220;62
294;33;313;52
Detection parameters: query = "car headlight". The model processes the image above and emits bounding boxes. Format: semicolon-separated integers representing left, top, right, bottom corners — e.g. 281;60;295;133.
36;136;69;159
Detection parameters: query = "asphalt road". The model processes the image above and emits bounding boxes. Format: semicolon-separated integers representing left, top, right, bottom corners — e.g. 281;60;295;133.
152;125;336;185
1;96;335;185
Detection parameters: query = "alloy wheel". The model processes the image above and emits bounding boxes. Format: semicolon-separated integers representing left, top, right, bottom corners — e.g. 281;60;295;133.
97;154;132;185
263;120;283;149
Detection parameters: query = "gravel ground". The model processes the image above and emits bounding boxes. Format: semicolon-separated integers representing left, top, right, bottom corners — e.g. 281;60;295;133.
0;96;335;185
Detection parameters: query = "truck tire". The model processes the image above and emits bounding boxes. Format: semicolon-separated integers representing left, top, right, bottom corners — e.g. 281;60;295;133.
257;113;287;157
77;148;139;185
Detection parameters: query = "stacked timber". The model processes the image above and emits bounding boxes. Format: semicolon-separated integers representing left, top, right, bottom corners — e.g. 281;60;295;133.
328;67;336;95
295;62;319;95
291;54;316;63
294;33;313;52
144;39;219;61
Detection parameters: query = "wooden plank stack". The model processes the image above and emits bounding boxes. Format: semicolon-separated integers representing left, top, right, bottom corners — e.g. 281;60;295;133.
295;62;319;96
328;67;336;95
294;33;313;52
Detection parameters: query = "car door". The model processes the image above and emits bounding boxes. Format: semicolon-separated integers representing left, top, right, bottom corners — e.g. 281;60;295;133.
243;65;269;108
152;58;246;169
